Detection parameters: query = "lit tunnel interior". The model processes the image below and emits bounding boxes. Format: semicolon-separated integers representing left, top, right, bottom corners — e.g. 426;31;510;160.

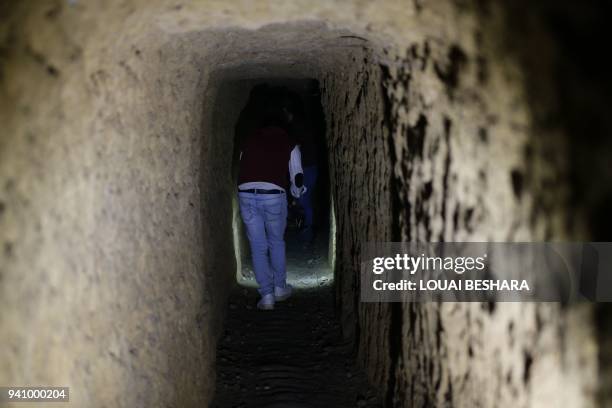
1;1;612;407
228;78;335;291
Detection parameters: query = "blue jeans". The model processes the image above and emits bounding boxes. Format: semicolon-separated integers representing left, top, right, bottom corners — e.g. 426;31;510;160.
298;165;318;241
238;192;288;296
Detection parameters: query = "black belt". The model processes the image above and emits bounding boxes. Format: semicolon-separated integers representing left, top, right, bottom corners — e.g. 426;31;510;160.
239;188;284;194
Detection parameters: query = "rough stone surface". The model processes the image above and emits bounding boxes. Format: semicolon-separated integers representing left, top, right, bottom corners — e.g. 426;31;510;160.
318;1;603;407
0;1;610;407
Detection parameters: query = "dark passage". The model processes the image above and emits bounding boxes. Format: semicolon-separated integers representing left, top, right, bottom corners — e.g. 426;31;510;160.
211;287;381;408
233;80;332;288
212;82;380;407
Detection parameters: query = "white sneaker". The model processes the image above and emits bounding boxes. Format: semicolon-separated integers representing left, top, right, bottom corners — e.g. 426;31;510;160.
274;285;293;301
257;294;275;310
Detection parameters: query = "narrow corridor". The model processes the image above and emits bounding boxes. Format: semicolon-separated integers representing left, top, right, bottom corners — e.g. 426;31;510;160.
214;199;375;407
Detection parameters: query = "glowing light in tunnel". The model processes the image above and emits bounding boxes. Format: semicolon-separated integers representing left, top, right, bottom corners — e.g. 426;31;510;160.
329;192;337;272
232;195;242;280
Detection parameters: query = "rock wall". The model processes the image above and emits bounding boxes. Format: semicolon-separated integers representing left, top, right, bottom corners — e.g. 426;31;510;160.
0;4;239;407
319;1;604;407
0;1;609;407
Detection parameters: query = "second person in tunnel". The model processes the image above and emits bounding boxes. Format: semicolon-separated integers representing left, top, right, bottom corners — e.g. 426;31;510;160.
237;101;306;310
280;90;319;244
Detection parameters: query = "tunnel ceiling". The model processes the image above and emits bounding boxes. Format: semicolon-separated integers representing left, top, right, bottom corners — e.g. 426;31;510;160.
198;22;376;80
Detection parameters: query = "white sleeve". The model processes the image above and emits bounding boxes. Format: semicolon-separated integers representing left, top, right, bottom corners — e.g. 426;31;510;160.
289;146;303;185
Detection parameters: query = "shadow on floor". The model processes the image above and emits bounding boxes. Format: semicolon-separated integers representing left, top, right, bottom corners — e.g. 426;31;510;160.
211;286;382;407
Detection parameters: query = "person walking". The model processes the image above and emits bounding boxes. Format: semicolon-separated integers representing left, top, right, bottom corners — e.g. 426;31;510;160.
237;103;306;310
295;127;317;243
280;90;318;243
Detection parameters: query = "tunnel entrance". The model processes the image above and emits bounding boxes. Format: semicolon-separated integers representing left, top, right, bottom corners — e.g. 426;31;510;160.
201;22;387;405
232;80;334;290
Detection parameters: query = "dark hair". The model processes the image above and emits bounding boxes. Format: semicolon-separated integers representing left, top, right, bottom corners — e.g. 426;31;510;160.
250;84;269;104
284;92;304;118
260;103;288;128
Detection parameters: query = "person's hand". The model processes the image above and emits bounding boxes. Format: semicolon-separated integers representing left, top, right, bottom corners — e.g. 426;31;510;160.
291;185;307;198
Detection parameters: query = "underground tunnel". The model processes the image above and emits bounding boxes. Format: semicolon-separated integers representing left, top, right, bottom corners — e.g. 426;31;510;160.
2;1;612;407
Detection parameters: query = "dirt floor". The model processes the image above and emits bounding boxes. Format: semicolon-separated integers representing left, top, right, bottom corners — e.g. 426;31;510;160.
211;285;382;408
212;223;381;407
